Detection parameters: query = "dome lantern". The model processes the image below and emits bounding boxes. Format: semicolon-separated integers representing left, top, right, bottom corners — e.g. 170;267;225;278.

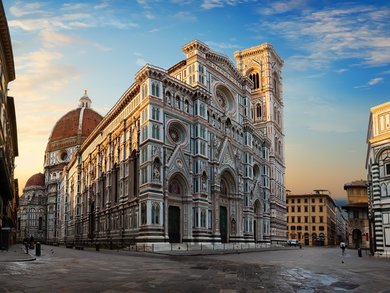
79;89;92;109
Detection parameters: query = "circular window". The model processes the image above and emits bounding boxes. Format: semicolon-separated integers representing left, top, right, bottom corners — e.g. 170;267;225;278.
169;128;180;143
167;121;187;145
215;85;236;114
60;151;68;161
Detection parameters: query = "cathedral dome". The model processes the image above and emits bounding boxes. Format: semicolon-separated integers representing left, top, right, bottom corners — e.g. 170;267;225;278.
46;91;103;152
25;173;45;188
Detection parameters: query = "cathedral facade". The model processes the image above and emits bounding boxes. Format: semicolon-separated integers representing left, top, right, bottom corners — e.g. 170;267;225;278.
19;40;286;247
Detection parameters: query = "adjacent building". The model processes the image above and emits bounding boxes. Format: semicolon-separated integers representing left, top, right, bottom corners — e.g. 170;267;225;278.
366;102;390;257
343;180;370;249
286;190;343;246
0;1;17;250
19;40;287;247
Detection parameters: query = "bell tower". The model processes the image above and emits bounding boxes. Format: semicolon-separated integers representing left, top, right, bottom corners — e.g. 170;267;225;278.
234;44;286;242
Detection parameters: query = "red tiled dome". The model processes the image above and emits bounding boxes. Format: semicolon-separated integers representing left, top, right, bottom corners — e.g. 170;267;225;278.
49;108;102;141
25;173;45;188
46;93;103;152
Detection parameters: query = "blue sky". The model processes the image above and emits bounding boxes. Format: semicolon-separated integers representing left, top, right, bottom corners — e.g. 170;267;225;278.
4;0;390;198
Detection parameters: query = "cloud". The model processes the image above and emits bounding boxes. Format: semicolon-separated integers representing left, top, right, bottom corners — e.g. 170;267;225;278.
256;4;390;69
174;11;197;21
259;0;305;15
149;28;160;33
201;0;254;10
354;77;384;88
136;57;147;67
368;77;384;86
336;68;348;73
8;2;137;32
39;31;76;48
206;41;240;51
9;2;46;17
12;50;80;99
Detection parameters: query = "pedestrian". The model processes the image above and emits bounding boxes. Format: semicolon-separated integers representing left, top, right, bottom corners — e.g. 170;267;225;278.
340;242;346;255
23;238;29;254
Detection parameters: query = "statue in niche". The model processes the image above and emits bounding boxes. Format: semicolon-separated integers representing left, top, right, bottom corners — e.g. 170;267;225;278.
153;158;161;180
153;167;160;180
231;218;236;235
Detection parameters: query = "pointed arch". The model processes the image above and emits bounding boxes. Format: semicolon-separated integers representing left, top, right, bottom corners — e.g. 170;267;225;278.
168;172;189;196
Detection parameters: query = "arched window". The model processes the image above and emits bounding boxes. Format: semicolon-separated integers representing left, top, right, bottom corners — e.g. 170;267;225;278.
256;103;262;118
152;124;160;140
152;202;160;224
142;83;148;99
201;209;206;227
383;183;389;197
141;202;147;225
176;96;181;109
274;77;277;96
249;72;260;89
152;82;160;97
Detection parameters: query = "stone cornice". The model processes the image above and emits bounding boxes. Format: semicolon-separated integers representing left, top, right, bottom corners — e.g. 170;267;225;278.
234;43;283;66
369;132;390;144
371;101;390;115
0;2;15;81
182;39;209;55
206;51;246;84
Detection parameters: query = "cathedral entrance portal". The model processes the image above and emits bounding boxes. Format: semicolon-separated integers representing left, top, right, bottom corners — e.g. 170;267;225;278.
219;169;237;244
168;206;180;243
254;200;261;242
220;206;228;243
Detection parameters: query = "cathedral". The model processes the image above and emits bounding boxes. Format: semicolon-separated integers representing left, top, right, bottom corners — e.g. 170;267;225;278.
17;40;286;248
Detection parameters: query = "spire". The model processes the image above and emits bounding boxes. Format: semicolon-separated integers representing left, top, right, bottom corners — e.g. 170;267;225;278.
78;89;92;108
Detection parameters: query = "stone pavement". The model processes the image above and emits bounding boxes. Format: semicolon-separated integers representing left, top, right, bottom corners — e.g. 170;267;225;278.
0;244;36;262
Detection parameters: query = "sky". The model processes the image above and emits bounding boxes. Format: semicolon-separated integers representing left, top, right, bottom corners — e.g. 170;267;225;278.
3;0;390;199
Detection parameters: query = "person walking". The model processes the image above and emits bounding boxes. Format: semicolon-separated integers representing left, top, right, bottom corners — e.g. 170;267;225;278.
340;242;346;255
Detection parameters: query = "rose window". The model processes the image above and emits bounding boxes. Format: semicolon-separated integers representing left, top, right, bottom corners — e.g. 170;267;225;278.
167;121;187;145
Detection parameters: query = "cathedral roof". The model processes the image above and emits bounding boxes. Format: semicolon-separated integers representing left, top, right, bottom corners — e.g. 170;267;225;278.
46;91;103;152
25;173;45;188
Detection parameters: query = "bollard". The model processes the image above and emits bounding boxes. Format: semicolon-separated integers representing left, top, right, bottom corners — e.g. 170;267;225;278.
35;242;41;256
358;247;362;257
96;243;100;252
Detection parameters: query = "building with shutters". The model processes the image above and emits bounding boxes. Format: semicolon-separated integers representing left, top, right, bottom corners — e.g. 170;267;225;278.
286;190;340;246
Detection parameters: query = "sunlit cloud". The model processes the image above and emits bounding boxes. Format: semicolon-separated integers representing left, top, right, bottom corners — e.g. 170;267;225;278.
39;31;76;48
9;2;46;17
8;2;137;32
255;4;390;69
336;68;348;73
